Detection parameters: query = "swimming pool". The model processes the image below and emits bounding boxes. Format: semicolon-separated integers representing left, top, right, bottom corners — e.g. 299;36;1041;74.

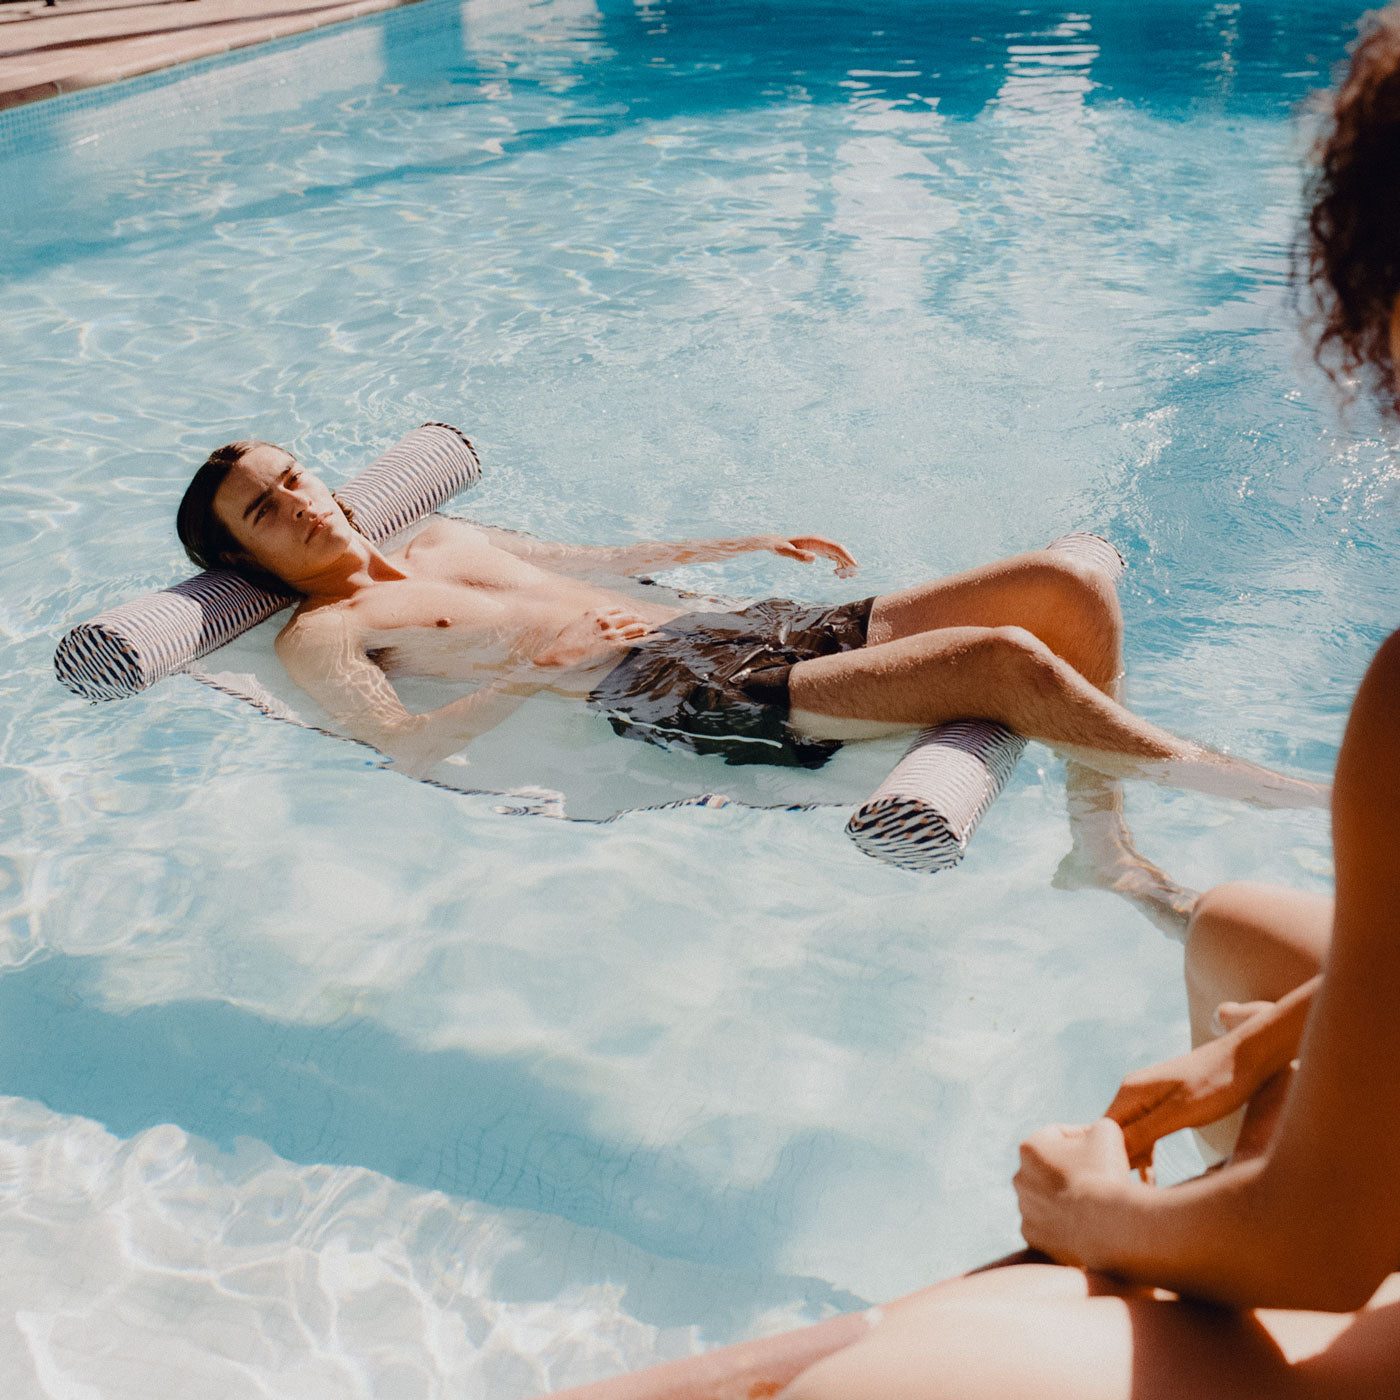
0;0;1392;1392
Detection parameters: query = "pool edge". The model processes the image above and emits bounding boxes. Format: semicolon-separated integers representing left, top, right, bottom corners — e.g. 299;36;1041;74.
0;0;437;113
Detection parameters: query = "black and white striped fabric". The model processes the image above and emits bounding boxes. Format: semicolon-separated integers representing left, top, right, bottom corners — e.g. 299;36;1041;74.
846;532;1127;873
334;422;480;542
54;423;481;702
846;720;1028;871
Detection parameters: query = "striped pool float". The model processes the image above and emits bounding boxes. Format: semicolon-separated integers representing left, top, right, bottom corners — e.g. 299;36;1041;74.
54;423;480;702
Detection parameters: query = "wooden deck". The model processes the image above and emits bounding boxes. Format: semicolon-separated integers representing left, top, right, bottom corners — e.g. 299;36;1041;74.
0;0;433;111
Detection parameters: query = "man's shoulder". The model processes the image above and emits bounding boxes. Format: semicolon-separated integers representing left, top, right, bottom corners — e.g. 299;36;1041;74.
406;514;486;551
275;601;358;659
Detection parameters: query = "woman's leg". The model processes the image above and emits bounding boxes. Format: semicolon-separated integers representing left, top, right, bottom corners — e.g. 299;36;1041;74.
782;1263;1400;1400
1182;882;1332;1158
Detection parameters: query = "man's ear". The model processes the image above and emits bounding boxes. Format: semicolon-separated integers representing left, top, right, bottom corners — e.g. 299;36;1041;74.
215;546;284;591
219;546;259;572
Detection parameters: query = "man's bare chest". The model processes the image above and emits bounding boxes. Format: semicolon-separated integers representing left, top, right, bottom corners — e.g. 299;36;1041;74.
347;575;510;635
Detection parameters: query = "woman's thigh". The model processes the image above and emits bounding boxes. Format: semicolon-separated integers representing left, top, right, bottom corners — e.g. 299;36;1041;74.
782;1276;1400;1400
781;1294;1292;1400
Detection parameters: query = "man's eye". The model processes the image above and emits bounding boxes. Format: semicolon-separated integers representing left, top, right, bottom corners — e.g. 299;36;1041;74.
255;503;270;523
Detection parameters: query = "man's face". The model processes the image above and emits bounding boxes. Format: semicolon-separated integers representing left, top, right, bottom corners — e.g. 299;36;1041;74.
212;444;355;586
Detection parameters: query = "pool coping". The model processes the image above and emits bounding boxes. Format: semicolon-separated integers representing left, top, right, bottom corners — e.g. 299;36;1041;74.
0;0;435;112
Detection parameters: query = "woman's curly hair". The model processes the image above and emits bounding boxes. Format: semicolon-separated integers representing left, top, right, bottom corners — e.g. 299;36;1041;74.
1301;6;1400;411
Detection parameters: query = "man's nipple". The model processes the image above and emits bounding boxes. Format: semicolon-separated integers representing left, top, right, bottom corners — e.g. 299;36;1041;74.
435;617;451;628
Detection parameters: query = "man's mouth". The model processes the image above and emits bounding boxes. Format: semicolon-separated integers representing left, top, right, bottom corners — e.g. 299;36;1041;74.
306;516;325;542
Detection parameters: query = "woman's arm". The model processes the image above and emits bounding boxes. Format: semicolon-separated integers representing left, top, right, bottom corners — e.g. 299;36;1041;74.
1104;975;1320;1169
473;524;859;577
1018;632;1400;1311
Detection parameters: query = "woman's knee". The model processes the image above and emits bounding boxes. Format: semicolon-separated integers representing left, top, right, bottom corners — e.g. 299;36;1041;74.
1185;882;1329;1004
1186;882;1265;945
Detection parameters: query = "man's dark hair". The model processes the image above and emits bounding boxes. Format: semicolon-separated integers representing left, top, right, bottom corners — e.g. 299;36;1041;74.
176;440;359;590
1298;7;1400;412
176;440;269;579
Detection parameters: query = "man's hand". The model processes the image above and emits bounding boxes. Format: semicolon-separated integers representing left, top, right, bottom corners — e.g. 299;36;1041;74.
1014;1119;1135;1266
532;607;657;669
763;535;859;578
1105;1003;1274;1172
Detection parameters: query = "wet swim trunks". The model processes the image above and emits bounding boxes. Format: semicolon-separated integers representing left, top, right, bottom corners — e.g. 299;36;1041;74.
588;596;876;768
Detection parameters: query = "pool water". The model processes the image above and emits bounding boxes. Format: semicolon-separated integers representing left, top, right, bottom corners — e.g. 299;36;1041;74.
0;0;1394;1393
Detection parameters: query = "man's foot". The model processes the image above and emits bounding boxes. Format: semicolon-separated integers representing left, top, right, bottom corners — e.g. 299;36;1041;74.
1059;760;1199;937
1053;841;1199;938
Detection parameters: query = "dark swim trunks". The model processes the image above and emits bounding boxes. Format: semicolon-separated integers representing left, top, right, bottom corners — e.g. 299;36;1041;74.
588;596;876;768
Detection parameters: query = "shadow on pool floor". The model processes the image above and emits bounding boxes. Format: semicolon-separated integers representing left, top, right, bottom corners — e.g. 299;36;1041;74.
0;950;868;1331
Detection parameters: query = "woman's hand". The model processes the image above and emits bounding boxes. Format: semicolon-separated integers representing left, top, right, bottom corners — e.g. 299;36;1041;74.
761;535;859;577
1014;1119;1136;1267
1104;999;1279;1171
1104;1037;1254;1172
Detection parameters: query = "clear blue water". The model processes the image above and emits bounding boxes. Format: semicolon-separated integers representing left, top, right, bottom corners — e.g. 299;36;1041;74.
0;0;1394;1392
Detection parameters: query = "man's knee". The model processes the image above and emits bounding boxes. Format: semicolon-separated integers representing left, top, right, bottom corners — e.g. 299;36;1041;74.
1017;554;1122;687
1020;552;1116;608
972;627;1062;697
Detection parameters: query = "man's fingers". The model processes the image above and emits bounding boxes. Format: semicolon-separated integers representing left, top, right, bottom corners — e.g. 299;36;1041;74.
776;537;859;570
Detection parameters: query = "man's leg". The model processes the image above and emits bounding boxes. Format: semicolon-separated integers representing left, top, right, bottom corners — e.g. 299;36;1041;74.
788;625;1326;807
865;550;1123;689
868;551;1202;918
1053;761;1199;935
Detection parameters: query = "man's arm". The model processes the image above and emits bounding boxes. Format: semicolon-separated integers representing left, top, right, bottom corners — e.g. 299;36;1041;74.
1016;633;1400;1311
275;610;539;775
471;523;859;578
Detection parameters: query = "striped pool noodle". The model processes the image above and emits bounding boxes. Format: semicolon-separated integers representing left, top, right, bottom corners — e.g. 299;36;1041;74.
845;533;1126;874
54;424;480;702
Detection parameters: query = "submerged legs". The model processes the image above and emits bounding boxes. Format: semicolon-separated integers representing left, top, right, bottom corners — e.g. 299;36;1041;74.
1053;761;1198;937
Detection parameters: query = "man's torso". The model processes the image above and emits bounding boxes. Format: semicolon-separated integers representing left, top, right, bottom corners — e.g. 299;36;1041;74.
284;517;684;688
